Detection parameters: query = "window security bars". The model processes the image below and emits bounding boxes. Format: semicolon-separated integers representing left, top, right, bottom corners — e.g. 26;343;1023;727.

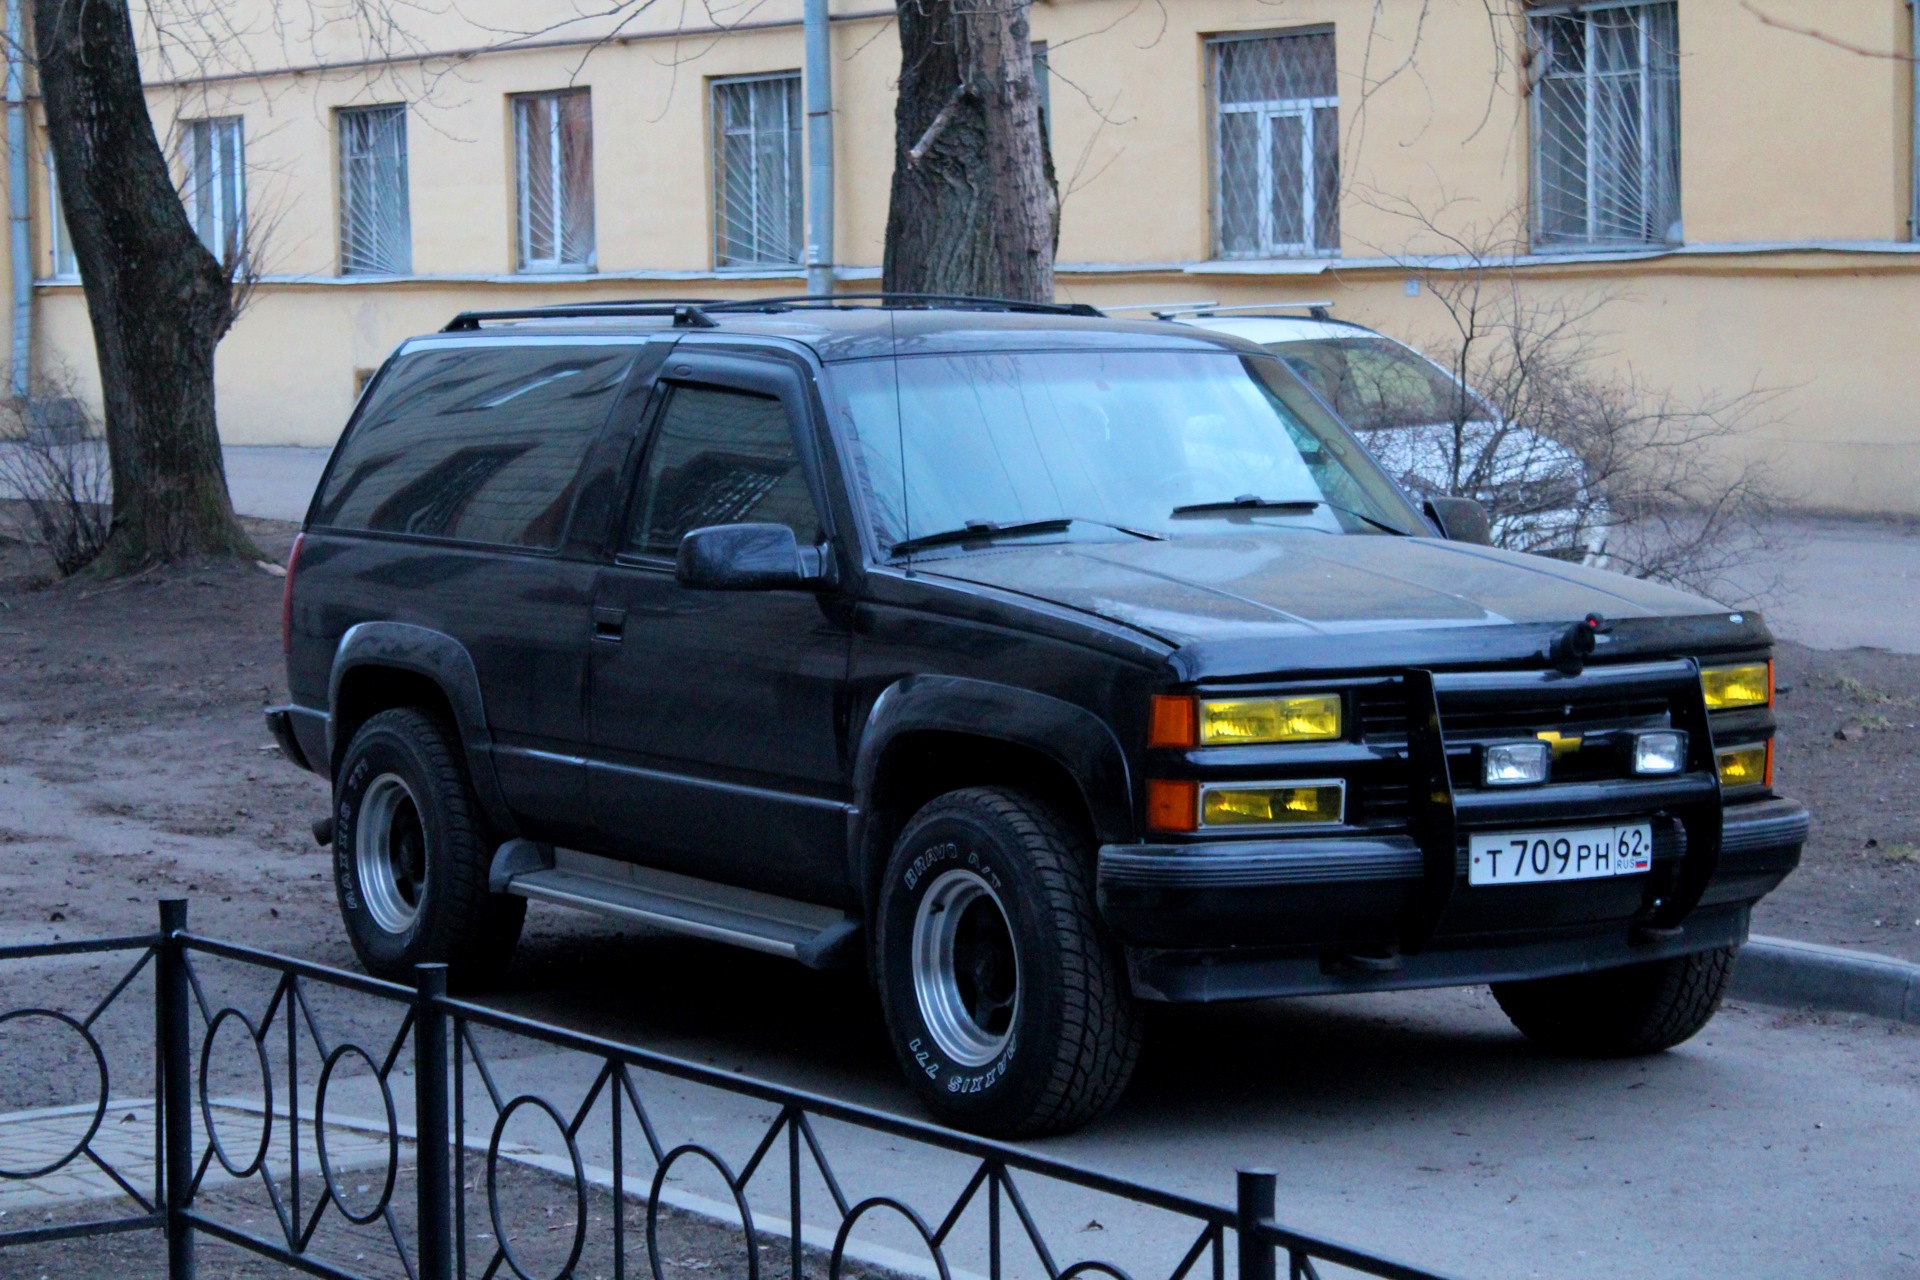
0;902;1460;1280
515;90;596;272
1531;2;1681;249
713;73;804;269
339;105;412;276
1210;30;1339;259
45;151;77;279
183;117;246;268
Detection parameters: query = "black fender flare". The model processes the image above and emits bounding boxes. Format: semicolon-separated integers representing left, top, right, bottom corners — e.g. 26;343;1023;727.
847;675;1134;908
327;621;516;834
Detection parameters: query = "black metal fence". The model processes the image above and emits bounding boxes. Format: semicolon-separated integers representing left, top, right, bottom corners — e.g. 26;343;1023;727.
0;901;1456;1280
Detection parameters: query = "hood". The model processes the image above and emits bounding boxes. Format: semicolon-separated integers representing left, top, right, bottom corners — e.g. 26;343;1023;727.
916;532;1719;647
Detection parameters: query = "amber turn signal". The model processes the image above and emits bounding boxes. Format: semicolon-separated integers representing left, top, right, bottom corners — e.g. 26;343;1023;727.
1145;779;1199;832
1148;695;1198;748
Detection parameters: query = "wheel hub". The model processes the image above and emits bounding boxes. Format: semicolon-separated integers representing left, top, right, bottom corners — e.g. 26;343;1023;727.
911;869;1019;1068
356;773;428;934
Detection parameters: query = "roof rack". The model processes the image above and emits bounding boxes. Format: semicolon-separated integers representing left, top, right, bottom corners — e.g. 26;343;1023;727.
441;300;724;332
1144;300;1335;321
441;292;1103;332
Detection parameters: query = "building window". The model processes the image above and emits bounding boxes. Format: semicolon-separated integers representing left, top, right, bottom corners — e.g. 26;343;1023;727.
1032;42;1052;144
46;150;77;280
1209;29;1338;259
712;73;803;269
184;117;246;266
1531;2;1680;249
514;89;595;272
339;105;412;275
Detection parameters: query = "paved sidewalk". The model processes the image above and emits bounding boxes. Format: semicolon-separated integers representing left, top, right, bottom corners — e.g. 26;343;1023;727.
224;445;330;524
0;1097;395;1211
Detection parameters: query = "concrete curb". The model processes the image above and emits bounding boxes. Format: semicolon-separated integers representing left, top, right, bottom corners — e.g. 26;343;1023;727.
1732;934;1920;1024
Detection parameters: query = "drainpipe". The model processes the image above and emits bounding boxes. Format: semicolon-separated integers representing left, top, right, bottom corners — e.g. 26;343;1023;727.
6;0;31;403
1910;0;1919;239
803;0;835;296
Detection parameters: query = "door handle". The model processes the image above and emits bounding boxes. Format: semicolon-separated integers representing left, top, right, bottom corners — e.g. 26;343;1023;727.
592;607;627;642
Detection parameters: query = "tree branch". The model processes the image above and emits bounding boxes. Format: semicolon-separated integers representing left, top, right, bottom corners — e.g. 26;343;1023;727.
905;81;968;167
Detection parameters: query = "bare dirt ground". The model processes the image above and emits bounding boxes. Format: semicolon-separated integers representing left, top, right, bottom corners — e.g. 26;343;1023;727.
8;1162;897;1280
0;517;1913;988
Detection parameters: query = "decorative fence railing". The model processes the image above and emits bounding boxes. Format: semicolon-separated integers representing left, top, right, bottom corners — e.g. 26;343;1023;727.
0;901;1458;1280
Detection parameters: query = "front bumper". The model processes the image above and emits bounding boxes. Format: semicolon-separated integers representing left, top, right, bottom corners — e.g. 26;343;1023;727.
1098;796;1806;997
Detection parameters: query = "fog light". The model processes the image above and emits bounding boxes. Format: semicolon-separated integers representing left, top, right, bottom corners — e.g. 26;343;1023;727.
1631;730;1687;775
1716;742;1770;788
1701;662;1771;710
1200;781;1344;827
1483;741;1551;787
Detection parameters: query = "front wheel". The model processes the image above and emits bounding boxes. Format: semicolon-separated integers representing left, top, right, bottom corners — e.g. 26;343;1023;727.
1491;946;1735;1057
875;787;1140;1137
333;707;525;986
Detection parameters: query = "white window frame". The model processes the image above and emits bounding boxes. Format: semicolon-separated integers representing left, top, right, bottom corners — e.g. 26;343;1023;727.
1209;31;1339;260
514;89;595;273
338;103;412;276
1529;0;1681;250
183;116;246;267
711;71;804;270
45;148;77;280
1216;94;1337;257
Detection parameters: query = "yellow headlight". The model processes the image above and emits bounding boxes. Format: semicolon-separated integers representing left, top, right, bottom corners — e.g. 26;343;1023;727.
1201;783;1345;827
1701;663;1771;710
1716;742;1770;788
1198;694;1342;745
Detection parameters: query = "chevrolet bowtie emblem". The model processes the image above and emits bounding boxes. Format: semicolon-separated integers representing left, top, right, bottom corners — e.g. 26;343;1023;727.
1536;730;1582;757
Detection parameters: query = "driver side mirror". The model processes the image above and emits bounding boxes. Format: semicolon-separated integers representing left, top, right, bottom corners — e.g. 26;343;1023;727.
1423;496;1494;546
676;523;833;591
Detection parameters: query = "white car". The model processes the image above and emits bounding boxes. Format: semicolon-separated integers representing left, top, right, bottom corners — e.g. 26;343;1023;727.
1160;308;1607;562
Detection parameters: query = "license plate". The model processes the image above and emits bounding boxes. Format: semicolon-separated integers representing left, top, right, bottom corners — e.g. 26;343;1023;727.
1468;823;1653;886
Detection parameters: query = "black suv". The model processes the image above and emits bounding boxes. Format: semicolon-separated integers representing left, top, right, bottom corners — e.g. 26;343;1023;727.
269;298;1806;1136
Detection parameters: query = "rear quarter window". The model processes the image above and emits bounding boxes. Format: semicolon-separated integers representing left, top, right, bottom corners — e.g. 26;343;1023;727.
313;341;638;549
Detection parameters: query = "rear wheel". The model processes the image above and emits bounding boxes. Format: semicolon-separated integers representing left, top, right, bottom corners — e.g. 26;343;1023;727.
876;787;1140;1137
1491;946;1735;1057
333;708;525;986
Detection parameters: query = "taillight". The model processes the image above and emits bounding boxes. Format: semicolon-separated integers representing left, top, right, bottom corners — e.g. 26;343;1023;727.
281;533;304;655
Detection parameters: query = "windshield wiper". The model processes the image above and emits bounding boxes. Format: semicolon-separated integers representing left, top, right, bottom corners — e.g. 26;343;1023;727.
889;517;1163;559
1170;494;1412;536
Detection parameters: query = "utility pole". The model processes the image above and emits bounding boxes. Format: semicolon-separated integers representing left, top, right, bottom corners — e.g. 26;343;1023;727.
804;0;835;296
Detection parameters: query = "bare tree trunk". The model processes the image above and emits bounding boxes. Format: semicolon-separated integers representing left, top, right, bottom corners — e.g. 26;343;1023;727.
883;0;1057;302
33;0;252;571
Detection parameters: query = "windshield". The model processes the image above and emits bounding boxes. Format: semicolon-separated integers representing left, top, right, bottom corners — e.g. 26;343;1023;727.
828;350;1421;554
1266;336;1494;432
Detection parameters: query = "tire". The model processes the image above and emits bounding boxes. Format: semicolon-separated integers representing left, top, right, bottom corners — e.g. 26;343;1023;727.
333;707;525;986
875;787;1140;1137
1491;946;1736;1057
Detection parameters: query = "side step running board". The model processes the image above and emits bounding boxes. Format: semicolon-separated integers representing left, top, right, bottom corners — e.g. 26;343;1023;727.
491;843;862;970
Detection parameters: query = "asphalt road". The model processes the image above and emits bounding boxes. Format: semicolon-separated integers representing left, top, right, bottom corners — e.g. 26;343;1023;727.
304;920;1916;1280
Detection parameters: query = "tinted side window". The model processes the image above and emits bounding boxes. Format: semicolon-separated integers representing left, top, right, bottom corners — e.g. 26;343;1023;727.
625;384;821;557
314;342;636;548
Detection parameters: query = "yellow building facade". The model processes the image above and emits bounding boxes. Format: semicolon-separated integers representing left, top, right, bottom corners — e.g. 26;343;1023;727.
9;0;1919;513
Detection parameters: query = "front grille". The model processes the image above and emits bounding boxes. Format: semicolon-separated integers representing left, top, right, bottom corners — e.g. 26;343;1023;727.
1356;670;1685;793
1357;780;1409;827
